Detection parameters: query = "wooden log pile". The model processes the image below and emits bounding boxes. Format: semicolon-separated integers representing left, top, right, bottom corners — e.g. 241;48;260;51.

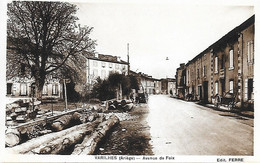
107;99;134;111
6;114;119;155
72;114;119;155
6;99;41;123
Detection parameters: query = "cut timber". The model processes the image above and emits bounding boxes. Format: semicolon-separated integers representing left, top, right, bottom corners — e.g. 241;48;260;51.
6;118;102;154
51;112;81;131
32;121;99;154
16;115;27;122
72;114;119;155
5;128;20;147
123;103;134;111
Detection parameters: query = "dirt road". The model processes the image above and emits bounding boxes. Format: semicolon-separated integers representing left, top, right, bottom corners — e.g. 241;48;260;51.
94;104;153;155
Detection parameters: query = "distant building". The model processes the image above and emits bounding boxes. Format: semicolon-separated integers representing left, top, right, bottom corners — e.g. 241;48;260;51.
167;78;176;96
175;63;186;99
154;79;162;94
86;53;129;89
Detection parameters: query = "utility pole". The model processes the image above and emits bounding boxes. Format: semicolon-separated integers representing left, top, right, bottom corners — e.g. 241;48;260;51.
127;43;130;75
63;79;68;112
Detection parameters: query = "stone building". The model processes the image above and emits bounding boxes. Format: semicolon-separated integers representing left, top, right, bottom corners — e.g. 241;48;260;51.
175;63;186;99
86;53;129;90
176;15;254;110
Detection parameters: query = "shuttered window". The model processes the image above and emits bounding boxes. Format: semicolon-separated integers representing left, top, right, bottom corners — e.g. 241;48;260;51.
248;41;254;63
229;80;234;94
215;57;218;73
229;50;234;69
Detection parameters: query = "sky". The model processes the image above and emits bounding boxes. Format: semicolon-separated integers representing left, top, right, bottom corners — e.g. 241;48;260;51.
71;2;252;79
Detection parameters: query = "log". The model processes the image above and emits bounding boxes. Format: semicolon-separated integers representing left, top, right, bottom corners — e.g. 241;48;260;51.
123;103;134;111
51;114;73;131
72;114;119;155
6;118;102;154
51;112;83;131
5;128;20;147
16;115;27;122
108;104;116;110
32;122;99;154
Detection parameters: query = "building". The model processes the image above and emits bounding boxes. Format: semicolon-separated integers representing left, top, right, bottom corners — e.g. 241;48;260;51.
176;15;254;110
160;78;176;95
86;53;129;89
6;40;63;100
154;79;162;94
167;78;176;96
175;63;186;99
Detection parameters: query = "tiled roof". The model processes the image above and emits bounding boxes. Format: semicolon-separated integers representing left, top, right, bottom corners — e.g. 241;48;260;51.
86;53;128;64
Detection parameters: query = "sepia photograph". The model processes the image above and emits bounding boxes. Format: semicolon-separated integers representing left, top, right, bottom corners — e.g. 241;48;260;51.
1;0;259;162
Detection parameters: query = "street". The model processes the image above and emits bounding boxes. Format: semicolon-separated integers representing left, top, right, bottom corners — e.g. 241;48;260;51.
147;95;253;155
94;95;253;155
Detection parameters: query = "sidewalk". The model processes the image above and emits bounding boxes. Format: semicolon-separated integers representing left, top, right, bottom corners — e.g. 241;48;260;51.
199;103;254;119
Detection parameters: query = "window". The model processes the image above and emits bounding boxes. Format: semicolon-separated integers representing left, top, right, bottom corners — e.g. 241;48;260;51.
245;79;248;100
122;65;126;71
248;41;254;63
109;63;113;68
204;54;207;61
7;83;12;95
52;84;58;95
101;70;106;79
203;65;206;77
20;83;27;96
215;81;218;95
215;57;218;73
221;54;225;69
197;69;200;79
229;50;234;69
93;69;98;77
42;84;48;95
101;62;106;68
187;70;190;84
93;61;98;67
86;59;89;67
229;80;234;94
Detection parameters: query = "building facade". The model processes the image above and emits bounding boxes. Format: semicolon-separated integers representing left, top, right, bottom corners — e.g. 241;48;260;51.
176;63;186;99
176;15;254;110
86;53;129;89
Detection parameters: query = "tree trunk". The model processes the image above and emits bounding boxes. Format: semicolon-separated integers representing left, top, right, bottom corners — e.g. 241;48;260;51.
51;112;82;131
34;73;45;99
5;128;20;147
32;122;99;154
72;114;119;155
7;119;102;154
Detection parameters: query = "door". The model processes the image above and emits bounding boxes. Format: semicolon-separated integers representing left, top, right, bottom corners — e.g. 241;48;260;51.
221;79;225;96
7;83;12;95
203;81;208;103
248;79;253;100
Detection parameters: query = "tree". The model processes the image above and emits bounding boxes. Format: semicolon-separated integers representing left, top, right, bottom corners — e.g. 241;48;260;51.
7;1;96;98
91;73;137;101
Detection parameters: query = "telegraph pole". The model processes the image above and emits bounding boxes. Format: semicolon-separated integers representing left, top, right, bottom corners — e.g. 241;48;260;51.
127;43;129;74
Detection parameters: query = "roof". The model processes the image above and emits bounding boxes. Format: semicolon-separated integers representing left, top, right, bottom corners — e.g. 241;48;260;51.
86;53;129;64
186;15;255;66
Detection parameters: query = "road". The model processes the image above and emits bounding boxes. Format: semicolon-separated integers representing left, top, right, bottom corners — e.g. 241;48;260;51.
147;95;253;155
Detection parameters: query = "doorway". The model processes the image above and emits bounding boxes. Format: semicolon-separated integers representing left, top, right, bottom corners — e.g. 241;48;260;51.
203;81;208;103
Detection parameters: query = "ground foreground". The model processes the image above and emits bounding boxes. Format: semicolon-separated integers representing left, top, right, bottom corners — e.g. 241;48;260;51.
94;104;153;155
